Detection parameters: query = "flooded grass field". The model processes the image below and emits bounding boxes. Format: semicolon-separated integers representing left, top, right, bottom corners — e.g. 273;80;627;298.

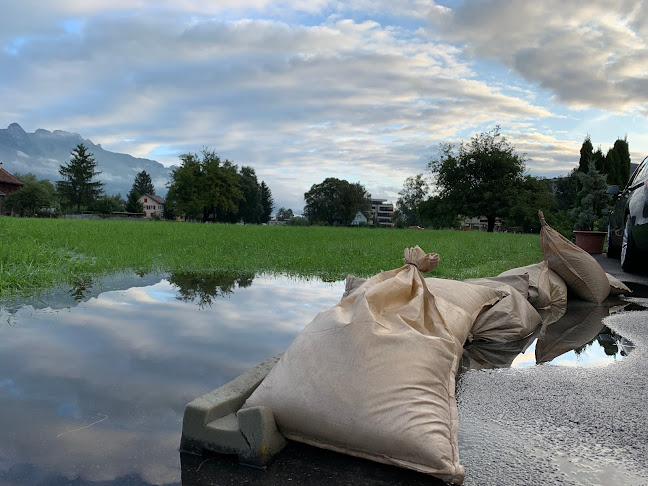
0;272;644;485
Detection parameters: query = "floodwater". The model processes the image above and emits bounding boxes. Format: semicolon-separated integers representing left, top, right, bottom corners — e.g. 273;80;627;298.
0;273;643;486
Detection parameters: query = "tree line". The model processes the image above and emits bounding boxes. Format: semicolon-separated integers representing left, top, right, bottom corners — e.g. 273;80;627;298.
5;144;275;223
396;128;631;234
294;127;633;234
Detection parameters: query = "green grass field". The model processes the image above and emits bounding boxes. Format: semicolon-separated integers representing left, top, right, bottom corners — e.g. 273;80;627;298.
0;218;543;299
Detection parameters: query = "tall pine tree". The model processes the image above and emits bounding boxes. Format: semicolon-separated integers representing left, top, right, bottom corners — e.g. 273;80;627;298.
125;170;155;212
260;181;274;223
57;143;104;213
613;138;631;187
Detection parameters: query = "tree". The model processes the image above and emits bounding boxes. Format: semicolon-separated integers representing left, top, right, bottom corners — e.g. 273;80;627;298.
304;178;371;226
125;189;144;213
238;166;263;224
57;143;104;212
166;149;243;222
276;207;294;221
605;147;622;186
91;194;125;214
260;181;274;224
578;136;593;173
125;170;155;213
394;174;428;226
570;160;611;231
133;170;155;196
4;173;57;217
505;176;556;233
427;126;526;232
418;195;460;229
613;137;631;187
166;153;202;220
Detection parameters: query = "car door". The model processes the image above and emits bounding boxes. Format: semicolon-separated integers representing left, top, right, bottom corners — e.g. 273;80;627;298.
627;157;648;250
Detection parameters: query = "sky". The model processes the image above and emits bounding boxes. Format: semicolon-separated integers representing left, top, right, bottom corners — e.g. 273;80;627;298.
2;0;648;212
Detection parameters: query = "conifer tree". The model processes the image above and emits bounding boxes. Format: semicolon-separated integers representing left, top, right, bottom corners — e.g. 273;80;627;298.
57;143;104;213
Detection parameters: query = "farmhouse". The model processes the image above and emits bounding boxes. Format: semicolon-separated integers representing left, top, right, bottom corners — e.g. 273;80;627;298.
138;193;165;218
0;162;23;216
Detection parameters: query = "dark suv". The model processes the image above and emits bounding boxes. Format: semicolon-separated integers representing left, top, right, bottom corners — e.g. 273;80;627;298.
607;155;648;271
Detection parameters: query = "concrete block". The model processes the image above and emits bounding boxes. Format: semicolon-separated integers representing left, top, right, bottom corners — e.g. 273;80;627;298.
180;354;285;466
237;406;287;467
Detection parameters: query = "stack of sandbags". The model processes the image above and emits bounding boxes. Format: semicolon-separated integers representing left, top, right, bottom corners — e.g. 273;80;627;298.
497;261;568;326
538;210;610;303
243;247;470;484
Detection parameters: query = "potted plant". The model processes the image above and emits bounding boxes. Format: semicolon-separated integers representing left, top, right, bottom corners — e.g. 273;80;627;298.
570;161;611;254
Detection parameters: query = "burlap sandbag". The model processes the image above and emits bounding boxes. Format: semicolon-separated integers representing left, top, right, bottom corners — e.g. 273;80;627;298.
424;277;503;344
606;273;631;296
464;278;542;342
539;211;610;303
498;261;567;326
244;247;468;485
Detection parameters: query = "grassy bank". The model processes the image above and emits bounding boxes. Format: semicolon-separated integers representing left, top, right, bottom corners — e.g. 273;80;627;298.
0;218;542;299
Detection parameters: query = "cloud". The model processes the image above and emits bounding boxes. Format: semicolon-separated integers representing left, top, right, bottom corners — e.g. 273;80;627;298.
1;8;562;208
432;0;648;113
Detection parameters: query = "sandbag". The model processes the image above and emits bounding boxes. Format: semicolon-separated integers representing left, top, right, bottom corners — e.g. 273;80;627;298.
464;274;530;299
424;277;503;344
463;279;542;343
497;261;567;326
606;273;631;296
243;247;469;485
539;211;610;303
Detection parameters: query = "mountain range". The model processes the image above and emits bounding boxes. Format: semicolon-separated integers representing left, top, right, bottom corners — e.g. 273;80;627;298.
0;123;172;197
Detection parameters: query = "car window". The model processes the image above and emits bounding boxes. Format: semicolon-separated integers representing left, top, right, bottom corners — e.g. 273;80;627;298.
628;157;648;187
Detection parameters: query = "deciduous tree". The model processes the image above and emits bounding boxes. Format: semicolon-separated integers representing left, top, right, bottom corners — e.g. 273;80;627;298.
304;178;370;226
4;173;57;217
427;126;526;232
276;207;294;221
395;174;428;226
166;149;243;222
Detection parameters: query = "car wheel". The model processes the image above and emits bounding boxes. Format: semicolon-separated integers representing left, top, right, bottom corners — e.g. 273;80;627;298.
620;215;638;272
606;223;620;258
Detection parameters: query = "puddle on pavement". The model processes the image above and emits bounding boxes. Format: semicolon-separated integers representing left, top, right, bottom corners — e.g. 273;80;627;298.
460;287;646;373
0;272;645;486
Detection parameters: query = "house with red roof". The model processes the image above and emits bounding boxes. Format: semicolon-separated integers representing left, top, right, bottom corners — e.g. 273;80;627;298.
0;162;23;215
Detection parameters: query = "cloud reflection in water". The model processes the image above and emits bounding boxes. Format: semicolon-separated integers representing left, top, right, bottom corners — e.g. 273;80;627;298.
0;274;345;485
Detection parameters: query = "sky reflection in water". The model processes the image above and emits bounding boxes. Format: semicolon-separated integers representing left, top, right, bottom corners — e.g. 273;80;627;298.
0;274;345;486
0;274;637;485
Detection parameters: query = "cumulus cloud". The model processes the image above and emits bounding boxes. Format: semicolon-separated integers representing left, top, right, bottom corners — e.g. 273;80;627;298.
432;0;648;113
4;1;646;210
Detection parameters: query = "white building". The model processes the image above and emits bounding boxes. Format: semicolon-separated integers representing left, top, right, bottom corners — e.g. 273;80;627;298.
138;193;166;218
351;211;368;226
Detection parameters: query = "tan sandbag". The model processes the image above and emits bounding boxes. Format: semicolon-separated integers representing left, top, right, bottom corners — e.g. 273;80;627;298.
424;277;503;344
497;261;567;326
243;247;468;485
539;211;610;303
606;273;631;296
464;280;542;342
498;262;551;309
464;274;530;299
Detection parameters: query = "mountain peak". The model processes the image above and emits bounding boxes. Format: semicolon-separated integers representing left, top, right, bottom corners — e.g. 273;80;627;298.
7;122;26;136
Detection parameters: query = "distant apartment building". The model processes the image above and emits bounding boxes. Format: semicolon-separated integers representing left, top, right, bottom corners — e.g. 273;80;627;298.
138;193;165;218
371;199;394;227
